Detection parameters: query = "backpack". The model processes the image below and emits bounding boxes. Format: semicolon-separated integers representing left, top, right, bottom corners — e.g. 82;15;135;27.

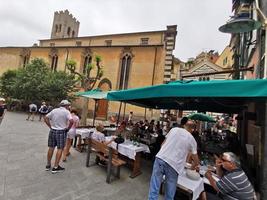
31;106;37;112
42;105;48;113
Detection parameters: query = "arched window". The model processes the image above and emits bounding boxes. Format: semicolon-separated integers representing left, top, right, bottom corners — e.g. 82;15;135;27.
67;27;71;36
51;55;58;72
83;55;92;74
55;25;58;33
59;24;62;32
119;54;132;89
72;31;75;37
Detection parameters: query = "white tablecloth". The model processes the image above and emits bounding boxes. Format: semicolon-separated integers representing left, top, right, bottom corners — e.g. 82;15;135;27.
76;128;95;139
106;136;150;160
178;170;204;200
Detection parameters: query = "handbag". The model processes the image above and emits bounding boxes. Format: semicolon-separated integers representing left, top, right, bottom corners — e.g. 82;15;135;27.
114;135;125;149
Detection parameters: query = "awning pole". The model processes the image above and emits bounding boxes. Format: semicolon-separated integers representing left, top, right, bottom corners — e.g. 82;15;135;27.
116;102;122;127
92;99;97;127
144;108;147;120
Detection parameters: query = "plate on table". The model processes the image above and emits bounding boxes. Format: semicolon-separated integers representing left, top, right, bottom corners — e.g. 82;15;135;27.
186;169;200;181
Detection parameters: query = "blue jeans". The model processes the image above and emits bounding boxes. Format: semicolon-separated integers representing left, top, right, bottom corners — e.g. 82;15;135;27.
148;158;178;200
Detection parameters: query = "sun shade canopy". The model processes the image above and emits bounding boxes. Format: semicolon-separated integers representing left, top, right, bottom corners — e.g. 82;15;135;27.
107;79;267;113
76;88;108;100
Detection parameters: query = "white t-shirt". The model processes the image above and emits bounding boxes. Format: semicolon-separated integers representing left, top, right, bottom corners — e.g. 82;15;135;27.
156;127;197;175
46;107;72;130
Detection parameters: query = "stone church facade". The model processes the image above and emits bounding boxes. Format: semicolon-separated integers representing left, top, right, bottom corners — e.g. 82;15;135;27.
0;10;177;120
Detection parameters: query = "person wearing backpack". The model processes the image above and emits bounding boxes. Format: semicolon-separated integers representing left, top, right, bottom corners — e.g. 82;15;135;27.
0;98;7;125
26;103;38;121
39;102;48;121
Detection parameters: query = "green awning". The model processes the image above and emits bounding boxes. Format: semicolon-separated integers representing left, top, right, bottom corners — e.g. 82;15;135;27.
76;88;108;99
107;79;267;113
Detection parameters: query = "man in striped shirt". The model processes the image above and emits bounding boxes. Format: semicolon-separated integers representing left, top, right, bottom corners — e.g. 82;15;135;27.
205;152;255;200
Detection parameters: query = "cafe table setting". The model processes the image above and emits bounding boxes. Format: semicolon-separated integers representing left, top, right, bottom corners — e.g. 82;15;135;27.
162;163;219;200
105;136;150;178
105;136;150;160
76;128;95;139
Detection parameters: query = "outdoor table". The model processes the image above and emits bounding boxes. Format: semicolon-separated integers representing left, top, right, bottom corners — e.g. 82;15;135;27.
161;165;219;200
106;136;150;178
103;127;117;136
177;170;204;200
76;128;95;139
75;128;95;149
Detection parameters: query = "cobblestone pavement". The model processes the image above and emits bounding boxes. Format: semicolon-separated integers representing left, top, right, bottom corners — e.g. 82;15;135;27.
0;112;160;200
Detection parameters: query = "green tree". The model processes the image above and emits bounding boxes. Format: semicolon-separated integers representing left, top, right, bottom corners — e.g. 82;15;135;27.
0;58;78;105
66;55;104;125
0;69;18;98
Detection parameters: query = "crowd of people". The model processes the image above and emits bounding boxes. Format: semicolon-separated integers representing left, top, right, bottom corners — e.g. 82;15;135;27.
147;117;256;200
26;102;53;121
1;99;256;199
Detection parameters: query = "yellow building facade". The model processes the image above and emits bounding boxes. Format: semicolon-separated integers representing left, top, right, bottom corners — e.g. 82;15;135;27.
0;10;177;120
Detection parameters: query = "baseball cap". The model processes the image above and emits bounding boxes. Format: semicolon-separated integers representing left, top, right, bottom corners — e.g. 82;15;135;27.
0;98;5;102
59;100;71;106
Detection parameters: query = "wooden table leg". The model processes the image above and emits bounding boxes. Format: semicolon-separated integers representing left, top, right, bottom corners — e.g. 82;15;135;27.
130;152;142;178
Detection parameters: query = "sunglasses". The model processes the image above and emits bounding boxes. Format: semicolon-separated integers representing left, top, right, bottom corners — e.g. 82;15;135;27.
221;158;231;163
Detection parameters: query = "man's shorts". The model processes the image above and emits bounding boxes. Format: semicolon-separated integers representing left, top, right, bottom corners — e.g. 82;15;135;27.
48;129;67;149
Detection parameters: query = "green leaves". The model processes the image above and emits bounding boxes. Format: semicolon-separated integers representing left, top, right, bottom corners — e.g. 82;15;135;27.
66;55;104;91
0;58;78;104
95;55;102;63
66;59;77;72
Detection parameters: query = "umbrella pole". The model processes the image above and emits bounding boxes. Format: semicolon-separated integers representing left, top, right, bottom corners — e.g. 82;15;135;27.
92;99;97;127
144;108;147;120
116;102;122;127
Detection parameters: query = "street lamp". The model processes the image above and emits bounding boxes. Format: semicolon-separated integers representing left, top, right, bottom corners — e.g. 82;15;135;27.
219;0;263;79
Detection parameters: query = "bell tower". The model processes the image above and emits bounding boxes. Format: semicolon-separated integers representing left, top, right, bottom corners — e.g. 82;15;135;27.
50;10;80;39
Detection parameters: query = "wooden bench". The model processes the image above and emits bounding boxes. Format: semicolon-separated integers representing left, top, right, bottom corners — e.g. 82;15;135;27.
85;138;126;183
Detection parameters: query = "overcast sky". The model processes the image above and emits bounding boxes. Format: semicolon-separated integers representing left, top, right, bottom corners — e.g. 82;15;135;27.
0;0;232;61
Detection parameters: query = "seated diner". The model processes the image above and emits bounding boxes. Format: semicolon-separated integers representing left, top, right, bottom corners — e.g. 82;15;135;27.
204;152;255;200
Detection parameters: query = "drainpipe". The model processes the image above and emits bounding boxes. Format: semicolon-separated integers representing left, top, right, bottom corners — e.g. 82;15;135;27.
255;0;267;78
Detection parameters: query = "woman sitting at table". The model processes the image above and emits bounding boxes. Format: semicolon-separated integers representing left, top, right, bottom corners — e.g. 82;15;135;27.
92;124;115;166
92;124;114;145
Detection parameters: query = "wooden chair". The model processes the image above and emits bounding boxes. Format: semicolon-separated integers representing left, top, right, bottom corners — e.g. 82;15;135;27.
86;138;126;183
